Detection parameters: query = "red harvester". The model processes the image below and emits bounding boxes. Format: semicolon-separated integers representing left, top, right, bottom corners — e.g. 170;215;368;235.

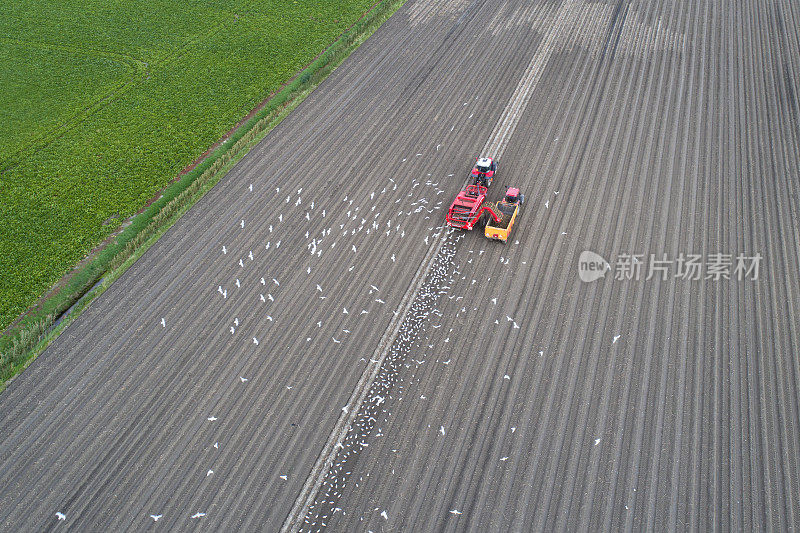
445;184;502;230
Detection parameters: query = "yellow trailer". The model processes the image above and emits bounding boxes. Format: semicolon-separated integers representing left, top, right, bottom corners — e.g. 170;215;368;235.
484;187;523;243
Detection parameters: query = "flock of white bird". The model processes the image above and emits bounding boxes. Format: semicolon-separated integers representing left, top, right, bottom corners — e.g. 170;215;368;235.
52;141;623;528
123;156;454;526
302;229;460;530
295;167;620;529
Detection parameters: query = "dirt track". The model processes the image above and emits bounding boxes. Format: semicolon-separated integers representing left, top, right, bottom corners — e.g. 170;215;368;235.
1;0;799;531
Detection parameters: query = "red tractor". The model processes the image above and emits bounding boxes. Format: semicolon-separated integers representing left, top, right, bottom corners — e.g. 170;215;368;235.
470;157;497;188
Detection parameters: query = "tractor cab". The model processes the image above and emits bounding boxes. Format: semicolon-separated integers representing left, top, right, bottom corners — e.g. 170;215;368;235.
471;157;497;186
504;187;521;204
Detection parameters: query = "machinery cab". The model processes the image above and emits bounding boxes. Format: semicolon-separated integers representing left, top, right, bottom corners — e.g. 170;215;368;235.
471;157;497;187
503;187;522;205
497;187;522;217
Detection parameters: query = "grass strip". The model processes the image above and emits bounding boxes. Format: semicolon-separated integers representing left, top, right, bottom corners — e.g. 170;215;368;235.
0;0;407;391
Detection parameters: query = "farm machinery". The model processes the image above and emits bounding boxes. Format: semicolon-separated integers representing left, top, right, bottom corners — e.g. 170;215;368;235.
445;158;523;243
445;184;499;230
484;187;523;243
471;156;497;187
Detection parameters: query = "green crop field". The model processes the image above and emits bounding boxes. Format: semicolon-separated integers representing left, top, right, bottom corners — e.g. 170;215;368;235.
0;0;378;331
